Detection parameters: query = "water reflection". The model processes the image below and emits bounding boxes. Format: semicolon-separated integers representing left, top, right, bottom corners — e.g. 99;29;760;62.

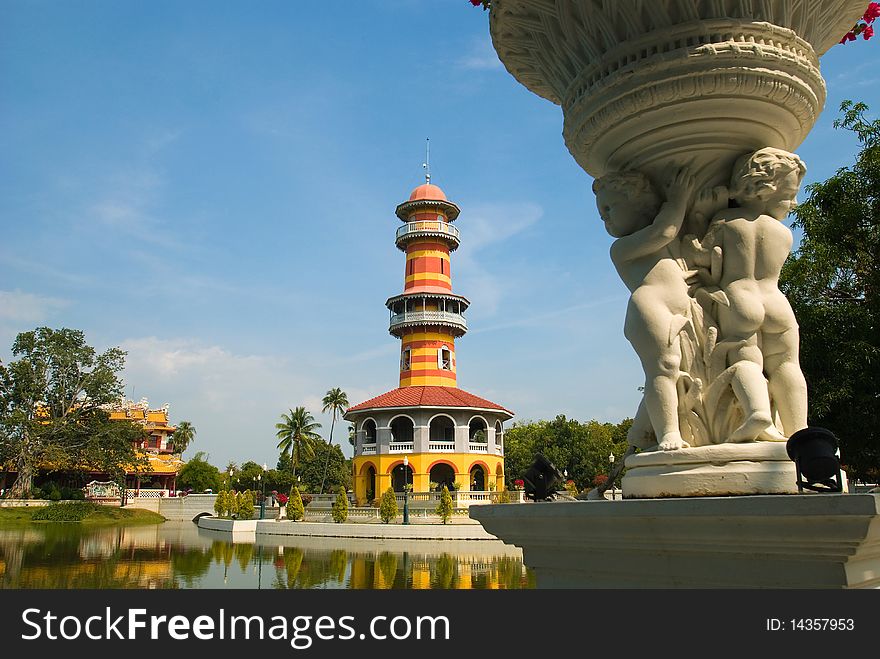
0;522;534;590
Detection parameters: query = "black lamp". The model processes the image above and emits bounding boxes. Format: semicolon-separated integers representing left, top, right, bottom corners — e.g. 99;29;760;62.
786;427;843;493
523;453;563;501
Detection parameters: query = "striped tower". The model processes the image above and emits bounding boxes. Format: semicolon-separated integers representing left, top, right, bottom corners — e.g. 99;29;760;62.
346;178;512;507
388;183;468;388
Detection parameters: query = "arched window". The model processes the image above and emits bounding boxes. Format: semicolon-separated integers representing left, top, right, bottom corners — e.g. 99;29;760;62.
400;348;411;371
469;418;488;443
429;415;455;442
362;419;377;444
495;421;503;448
390;416;414;443
438;346;452;370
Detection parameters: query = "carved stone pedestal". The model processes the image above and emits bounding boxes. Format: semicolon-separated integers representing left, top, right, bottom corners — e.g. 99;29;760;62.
470;495;880;588
622;442;800;498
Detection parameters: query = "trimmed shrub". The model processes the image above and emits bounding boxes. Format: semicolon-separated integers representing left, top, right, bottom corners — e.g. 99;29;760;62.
331;486;349;523
32;502;99;522
289;487;305;521
237;491;255;519
379;487;398;524
226;490;240;518
436;485;453;524
214;491;226;516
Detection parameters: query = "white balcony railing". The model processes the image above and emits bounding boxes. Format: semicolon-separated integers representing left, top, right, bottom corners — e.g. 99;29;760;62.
396;220;460;245
389;442;414;453
361;443;377;455
469;443;489;453
429;441;456;452
390;310;467;330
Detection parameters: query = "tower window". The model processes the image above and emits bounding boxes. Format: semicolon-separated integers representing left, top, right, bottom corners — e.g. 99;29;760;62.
401;348;411;371
438;346;452;370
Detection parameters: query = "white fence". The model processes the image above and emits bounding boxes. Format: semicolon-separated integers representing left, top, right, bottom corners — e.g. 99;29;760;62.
125;488;173;499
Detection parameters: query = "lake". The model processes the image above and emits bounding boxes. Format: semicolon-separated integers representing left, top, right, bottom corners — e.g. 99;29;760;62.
0;521;535;589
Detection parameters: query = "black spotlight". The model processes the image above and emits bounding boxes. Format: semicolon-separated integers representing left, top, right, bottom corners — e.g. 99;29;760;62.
786;427;843;493
523;453;564;502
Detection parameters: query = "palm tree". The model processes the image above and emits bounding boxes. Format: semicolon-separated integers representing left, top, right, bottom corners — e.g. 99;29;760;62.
319;388;349;494
172;420;196;455
275;407;322;489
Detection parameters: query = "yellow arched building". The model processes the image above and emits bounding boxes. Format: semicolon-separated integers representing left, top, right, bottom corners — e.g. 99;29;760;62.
346;181;512;505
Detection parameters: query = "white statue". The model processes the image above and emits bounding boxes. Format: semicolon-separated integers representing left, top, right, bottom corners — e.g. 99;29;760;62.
687;148;808;441
594;167;695;451
598;149;809;451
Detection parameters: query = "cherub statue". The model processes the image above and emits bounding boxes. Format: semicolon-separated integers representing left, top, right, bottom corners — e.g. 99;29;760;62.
687;147;808;440
594;167;696;450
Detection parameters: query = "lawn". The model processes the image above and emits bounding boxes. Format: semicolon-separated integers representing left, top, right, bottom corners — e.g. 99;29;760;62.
0;503;165;527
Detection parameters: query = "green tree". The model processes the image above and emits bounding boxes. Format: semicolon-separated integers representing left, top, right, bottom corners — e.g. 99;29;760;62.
289;486;305;521
296;441;351;494
436;485;453;524
503;415;630;491
231;461;270;493
379;486;398;524
171;420;196;456
178;452;221;493
0;327;147;497
319;387;349;494
780;100;880;482
331;486;349;523
275;407;321;488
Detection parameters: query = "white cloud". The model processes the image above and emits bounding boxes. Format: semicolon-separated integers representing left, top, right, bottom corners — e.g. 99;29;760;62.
456;37;503;71
455;201;543;315
0;290;70;323
118;336;353;467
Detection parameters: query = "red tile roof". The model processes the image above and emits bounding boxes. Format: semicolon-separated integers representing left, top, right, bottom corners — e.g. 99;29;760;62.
346;386;513;417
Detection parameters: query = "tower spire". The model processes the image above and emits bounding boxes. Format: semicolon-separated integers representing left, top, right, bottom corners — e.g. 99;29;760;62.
422;138;431;184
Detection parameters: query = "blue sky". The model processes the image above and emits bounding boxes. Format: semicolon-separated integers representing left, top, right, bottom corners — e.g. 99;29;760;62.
1;0;877;469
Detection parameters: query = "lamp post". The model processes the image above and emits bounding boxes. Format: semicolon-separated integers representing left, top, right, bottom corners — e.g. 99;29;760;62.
609;452;616;500
228;468;234;491
403;455;410;525
259;463;267;519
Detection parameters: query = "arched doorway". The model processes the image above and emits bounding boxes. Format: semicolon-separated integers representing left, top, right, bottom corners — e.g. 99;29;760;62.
390;416;414;443
496;464;504;491
429;415;455;442
469;417;488;443
429;463;456;491
365;466;376;502
391;463;414;492
470;465;486;491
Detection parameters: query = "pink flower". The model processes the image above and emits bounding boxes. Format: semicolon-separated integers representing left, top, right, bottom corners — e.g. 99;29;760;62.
864;2;880;23
840;30;857;44
864;24;875;40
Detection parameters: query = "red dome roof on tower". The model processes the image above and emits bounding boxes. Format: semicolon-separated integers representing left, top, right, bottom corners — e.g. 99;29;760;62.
346;386;513;416
408;183;448;202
